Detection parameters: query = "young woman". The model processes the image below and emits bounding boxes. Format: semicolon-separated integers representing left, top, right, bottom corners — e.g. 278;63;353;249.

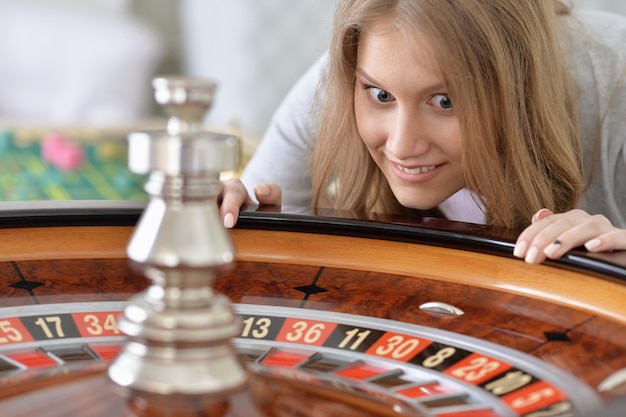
221;0;626;265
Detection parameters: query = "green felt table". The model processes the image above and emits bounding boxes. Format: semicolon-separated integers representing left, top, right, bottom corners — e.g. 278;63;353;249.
0;129;147;201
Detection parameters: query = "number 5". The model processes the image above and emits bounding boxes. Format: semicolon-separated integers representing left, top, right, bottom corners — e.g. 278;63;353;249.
0;320;23;344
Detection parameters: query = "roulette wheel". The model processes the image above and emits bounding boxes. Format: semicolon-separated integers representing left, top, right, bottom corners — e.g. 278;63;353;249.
0;77;625;416
1;201;626;417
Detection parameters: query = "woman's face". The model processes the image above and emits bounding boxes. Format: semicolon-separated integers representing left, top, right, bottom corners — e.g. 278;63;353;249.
354;18;465;210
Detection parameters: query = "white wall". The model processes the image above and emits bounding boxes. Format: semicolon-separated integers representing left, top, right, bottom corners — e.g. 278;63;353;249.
0;0;162;126
179;0;336;139
0;0;130;14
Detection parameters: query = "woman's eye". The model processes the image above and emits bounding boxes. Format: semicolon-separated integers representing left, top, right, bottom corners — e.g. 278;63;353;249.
367;87;395;103
431;94;453;110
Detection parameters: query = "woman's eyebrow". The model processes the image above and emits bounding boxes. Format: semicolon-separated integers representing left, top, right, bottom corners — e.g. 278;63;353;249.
355;67;378;84
356;66;447;95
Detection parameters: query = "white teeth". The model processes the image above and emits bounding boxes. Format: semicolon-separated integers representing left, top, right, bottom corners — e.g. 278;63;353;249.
397;165;436;175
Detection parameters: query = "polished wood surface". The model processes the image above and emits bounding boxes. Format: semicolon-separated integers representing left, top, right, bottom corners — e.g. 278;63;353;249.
2;225;625;324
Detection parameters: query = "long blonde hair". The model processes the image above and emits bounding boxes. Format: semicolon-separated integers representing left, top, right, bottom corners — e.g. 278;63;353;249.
311;0;582;230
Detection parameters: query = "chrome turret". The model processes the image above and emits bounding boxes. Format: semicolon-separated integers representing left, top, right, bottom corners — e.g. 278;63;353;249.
108;76;243;396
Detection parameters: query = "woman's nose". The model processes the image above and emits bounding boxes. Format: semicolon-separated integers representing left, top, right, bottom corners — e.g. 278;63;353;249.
385;109;430;159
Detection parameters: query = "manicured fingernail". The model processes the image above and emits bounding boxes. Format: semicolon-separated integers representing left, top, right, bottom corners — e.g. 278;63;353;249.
513;241;527;258
532;208;551;223
585;238;601;251
543;240;562;258
525;246;540;264
223;212;235;229
255;184;270;196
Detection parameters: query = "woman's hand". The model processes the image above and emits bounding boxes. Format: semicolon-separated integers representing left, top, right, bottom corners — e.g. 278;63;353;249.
219;179;282;228
513;208;626;264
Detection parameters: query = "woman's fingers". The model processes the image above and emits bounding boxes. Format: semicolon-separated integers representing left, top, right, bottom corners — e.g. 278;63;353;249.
532;208;554;223
585;229;626;252
220;179;253;228
514;209;624;264
219;181;283;229
254;183;282;206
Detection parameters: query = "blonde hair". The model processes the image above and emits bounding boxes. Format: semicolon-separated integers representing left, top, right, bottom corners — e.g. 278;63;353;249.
311;0;583;230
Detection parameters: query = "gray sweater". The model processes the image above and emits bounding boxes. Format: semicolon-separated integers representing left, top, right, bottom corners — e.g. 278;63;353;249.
242;10;626;227
563;11;626;228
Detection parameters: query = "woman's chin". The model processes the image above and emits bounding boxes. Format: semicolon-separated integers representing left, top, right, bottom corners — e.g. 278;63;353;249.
395;196;443;212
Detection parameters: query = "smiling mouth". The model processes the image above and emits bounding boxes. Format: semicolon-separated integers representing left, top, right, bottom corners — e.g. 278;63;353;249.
396;164;437;175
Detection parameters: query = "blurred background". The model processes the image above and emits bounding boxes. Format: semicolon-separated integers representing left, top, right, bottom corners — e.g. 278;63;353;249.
0;0;623;200
0;0;335;138
2;0;623;138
